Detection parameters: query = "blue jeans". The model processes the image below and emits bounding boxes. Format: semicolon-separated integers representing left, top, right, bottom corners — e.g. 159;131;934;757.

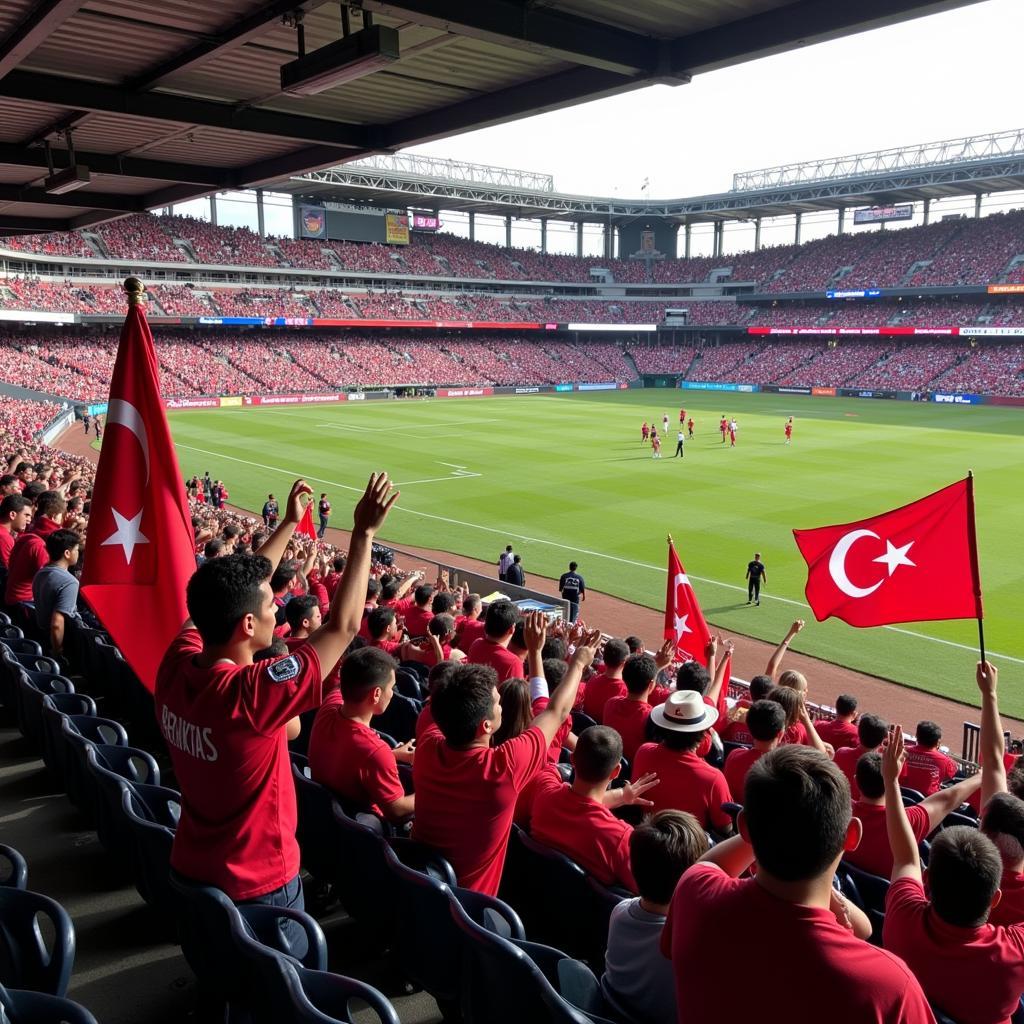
238;874;308;960
566;600;579;623
318;516;328;538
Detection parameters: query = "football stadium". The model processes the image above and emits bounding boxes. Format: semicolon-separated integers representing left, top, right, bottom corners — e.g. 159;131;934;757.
2;1;1024;1022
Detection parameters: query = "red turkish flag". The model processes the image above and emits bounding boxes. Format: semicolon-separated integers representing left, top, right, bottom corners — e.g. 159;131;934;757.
80;298;196;691
296;501;317;540
664;541;730;721
793;477;983;628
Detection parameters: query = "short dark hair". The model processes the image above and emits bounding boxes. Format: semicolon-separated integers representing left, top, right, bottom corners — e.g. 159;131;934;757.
332;554;347;573
602;638;629;669
624;635;644;654
204;539;224;559
35;490;66;520
542;657;567;690
431;663;499;747
574;726;622;783
285;595;319;631
23;481;46;502
513;554;521;564
835;694;858;717
928;827;1002;927
186;553;271;645
857;714;888;750
743;746;851;882
380;581;399;601
749;674;774;701
462;593;481;615
432;591;457;615
768;686;801;729
915;721;942;748
0;474;16;489
981;792;1024;862
429;613;455;638
340;647;397;703
629;810;708;904
542;636;566;662
414;583;434;605
270;561;297;594
367;605;396;640
484;599;518;638
656;724;706;753
622;653;657;696
510;620;526;651
1;494;30;518
747;700;786;742
366;577;381;599
568;561;578;571
427;659;459;697
855;752;885;800
45;529;80;561
675;660;710;696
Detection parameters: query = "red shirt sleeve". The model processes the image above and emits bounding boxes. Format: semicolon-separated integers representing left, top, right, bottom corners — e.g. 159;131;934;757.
499;725;547;791
361;743;405;809
239;644;324;736
612;827;638;892
906;804;932;844
882;876;929;952
707;770;734;833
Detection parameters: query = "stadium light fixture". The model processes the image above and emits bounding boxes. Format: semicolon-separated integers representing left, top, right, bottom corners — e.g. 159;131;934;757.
43;164;91;195
280;25;400;96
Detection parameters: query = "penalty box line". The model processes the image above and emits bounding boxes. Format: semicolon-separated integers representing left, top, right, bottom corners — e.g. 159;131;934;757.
174;441;1024;667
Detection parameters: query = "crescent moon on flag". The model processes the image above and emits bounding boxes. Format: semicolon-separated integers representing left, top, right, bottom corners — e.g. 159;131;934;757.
828;529;884;599
106;399;150;485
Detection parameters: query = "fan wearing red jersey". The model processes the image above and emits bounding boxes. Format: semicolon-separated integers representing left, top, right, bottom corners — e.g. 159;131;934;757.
903;720;957;796
813;693;860;751
882;723;1024;1024
663;745;930;1024
155;473;397;945
723;699;786;803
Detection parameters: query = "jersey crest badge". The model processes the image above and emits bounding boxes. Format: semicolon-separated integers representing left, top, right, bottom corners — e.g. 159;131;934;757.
266;656;301;684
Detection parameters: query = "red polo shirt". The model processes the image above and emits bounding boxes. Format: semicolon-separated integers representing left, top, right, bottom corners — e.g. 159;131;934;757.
845;800;930;880
834;745;872;798
308;691;403;817
530;772;637;891
663;864;934;1024
412;725;546;895
633;743;732;832
415;701;436;741
467;636;524;682
884;876;1024;1024
814;718;859;750
4;517;61;603
155;629;323;900
0;527;15;568
602;696;651;761
723;745;766;803
719;716;754;747
582;672;626;723
454;616;486;652
902;746;957;797
403;603;434;638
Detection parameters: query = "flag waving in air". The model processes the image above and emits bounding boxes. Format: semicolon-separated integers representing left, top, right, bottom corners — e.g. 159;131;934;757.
665;538;730;721
80;278;197;691
793;477;983;628
295;500;318;540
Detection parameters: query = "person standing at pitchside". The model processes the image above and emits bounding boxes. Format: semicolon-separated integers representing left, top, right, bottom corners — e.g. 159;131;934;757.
746;553;766;606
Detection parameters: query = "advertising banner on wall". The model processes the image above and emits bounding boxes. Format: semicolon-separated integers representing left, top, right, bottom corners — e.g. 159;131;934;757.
931;392;982;405
385;213;410;245
298;205;326;238
680;381;758;392
436;387;494;398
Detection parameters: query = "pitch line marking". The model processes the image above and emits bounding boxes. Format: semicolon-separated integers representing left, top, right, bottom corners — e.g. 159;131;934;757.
173;442;1024;667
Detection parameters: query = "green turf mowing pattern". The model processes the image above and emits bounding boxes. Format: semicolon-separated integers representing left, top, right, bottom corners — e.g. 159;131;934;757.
169;391;1024;716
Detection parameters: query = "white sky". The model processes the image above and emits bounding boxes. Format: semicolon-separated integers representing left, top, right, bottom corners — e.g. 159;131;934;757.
179;0;1024;256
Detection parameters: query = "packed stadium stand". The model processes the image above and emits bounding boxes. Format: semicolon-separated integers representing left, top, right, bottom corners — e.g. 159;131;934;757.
4;207;1024;289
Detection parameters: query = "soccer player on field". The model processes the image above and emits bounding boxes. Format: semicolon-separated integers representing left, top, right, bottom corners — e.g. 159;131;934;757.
784;417;793;445
679;407;686;424
687;417;694;439
662;414;669;436
729;419;737;448
642;421;650;444
651;435;662;459
719;416;728;443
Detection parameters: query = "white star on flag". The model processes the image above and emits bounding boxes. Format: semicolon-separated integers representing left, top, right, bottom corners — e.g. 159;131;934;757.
102;507;149;565
674;613;692;640
872;539;915;576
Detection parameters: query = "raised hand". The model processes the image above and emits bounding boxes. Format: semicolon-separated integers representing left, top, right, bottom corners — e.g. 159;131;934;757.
882;723;906;783
788;619;806;638
654;637;676;671
570;628;602;670
621;771;660;807
523;610;547;654
352;472;399;536
284;478;313;524
976;660;998;698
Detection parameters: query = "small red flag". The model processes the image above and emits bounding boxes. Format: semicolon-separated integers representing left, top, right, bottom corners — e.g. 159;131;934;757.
793;477;983;628
295;501;317;540
80;292;197;691
665;540;730;721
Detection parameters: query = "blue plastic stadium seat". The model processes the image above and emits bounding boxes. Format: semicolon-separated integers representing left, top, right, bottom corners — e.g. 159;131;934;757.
59;716;130;816
39;692;96;780
122;784;180;926
0;983;98;1024
0;846;28;890
84;744;160;857
14;671;75;750
0;888;76;996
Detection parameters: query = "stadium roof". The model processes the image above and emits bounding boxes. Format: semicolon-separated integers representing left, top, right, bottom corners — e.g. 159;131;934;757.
0;0;987;236
281;128;1024;224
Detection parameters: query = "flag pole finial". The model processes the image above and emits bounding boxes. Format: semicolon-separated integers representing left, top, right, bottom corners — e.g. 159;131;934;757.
123;276;145;306
667;533;673;546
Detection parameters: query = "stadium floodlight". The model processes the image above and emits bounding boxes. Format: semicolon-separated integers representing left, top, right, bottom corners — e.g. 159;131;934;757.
43;164;91;195
280;26;400;96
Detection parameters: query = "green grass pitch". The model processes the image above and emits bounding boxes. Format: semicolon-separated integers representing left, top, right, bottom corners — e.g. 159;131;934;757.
168;390;1024;717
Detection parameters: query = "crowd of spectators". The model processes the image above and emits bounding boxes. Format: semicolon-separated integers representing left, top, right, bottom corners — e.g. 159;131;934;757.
163;215;278;267
2;230;95;259
778;343;890;388
628;346;697;374
149;285;217;317
93;214;187;262
686;343;762;382
850;343;965;390
930;343;1024;395
209;289;314;318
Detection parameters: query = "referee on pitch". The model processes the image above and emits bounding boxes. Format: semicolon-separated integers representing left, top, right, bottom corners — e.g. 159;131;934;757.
746;552;766;606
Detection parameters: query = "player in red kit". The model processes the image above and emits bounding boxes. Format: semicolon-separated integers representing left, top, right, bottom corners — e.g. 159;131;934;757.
679;408;686;425
651;434;662;459
687;417;694;438
729;419;737;448
641;421;650;444
784;417;793;444
719;416;727;443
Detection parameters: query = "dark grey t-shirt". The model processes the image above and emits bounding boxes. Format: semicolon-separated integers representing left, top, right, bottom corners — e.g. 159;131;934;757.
33;564;80;630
